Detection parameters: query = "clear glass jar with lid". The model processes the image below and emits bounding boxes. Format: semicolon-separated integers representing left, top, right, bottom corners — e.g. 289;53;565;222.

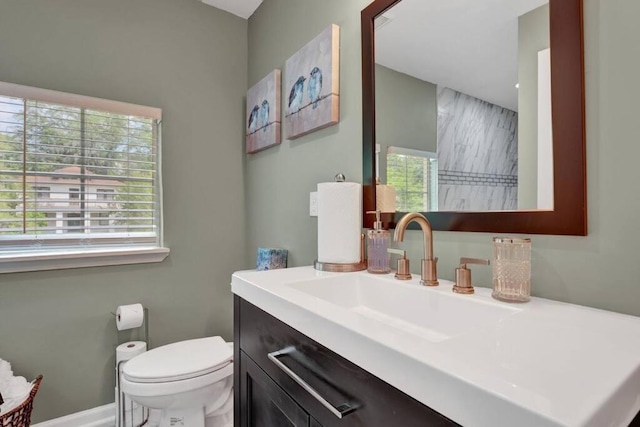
492;237;531;302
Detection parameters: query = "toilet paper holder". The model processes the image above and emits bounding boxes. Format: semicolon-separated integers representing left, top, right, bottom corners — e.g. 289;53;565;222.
314;233;367;272
112;306;150;346
116;348;149;427
112;306;150;427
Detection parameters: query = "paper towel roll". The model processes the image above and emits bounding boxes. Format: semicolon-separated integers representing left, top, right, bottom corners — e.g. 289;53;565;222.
376;184;396;213
116;304;144;331
317;182;362;263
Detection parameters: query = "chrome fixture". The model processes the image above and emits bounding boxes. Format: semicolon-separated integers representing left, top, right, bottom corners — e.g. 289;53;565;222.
393;212;438;286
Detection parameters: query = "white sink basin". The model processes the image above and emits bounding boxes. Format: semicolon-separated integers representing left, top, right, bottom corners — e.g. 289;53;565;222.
231;266;640;427
286;274;518;342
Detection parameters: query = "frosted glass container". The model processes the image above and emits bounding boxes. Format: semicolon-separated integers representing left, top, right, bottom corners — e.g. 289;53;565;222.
492;237;531;302
367;229;391;274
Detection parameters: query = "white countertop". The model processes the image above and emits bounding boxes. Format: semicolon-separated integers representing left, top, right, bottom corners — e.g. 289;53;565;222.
231;266;640;427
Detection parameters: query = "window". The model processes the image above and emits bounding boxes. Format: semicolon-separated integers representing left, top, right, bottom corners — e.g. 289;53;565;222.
66;213;84;233
0;81;167;270
386;146;438;212
91;212;111;227
97;188;115;201
69;188;80;201
33;186;50;199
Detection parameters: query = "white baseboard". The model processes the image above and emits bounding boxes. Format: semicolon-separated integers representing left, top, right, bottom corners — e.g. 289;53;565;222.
32;403;115;427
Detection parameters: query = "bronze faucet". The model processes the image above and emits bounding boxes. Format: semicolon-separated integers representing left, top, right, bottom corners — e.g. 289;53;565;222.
393;212;439;286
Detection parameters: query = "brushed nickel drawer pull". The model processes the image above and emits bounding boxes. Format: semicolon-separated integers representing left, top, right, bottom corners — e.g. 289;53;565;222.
268;347;355;419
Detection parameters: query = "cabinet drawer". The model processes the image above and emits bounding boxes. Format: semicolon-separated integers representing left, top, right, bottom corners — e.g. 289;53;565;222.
236;296;458;427
240;352;311;427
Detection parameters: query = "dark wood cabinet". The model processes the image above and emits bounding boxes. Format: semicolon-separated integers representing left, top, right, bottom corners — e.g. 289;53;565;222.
240;352;311;427
234;296;459;427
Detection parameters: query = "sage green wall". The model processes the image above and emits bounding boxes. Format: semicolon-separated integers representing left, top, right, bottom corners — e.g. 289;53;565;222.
0;0;247;422
246;0;371;268
518;4;550;209
375;64;437;185
248;0;640;317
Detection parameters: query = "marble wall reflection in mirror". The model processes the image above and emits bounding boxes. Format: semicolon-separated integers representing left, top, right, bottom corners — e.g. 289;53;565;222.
375;0;553;213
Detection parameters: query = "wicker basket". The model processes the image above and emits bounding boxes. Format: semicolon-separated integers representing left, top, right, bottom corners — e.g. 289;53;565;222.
0;376;43;427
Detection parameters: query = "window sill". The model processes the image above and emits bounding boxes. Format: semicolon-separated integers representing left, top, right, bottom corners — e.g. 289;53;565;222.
0;247;170;274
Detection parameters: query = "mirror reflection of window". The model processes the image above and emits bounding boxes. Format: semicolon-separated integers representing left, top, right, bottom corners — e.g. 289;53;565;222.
386;146;438;212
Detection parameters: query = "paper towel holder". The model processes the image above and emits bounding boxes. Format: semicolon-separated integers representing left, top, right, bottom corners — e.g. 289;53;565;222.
314;233;367;272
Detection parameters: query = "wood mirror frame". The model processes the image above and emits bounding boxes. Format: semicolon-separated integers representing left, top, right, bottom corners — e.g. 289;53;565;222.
361;0;586;235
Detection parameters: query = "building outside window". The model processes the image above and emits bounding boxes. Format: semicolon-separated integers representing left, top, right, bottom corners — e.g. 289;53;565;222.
22;167;124;234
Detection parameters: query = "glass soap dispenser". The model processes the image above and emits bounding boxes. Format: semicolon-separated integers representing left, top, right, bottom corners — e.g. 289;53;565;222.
366;210;391;274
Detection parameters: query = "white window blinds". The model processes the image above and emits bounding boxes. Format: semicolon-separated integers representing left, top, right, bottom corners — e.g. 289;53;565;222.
0;82;162;252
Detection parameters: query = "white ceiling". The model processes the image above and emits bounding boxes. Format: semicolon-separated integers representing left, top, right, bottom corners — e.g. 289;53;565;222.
201;0;263;19
375;0;548;111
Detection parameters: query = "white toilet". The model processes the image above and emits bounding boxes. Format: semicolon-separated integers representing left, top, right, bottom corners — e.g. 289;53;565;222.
120;336;233;427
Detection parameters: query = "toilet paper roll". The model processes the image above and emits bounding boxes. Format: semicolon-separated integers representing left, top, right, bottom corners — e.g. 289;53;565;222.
317;182;362;263
116;341;147;365
376;184;396;213
116;341;146;427
116;304;144;331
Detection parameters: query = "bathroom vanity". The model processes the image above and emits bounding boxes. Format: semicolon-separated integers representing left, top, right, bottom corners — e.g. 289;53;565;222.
234;297;456;426
232;267;640;426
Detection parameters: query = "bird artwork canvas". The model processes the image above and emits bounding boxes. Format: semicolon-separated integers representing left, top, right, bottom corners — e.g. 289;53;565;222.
246;69;281;154
285;24;340;139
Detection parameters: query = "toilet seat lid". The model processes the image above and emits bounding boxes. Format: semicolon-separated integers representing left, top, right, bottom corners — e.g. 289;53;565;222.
122;336;232;383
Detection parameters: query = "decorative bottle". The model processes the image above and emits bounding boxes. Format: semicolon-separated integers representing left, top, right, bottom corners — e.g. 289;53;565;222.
366;210;391;274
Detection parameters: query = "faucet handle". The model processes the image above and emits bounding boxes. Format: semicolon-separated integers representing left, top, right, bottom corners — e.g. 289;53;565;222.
459;257;490;268
388;248;411;280
453;257;490;294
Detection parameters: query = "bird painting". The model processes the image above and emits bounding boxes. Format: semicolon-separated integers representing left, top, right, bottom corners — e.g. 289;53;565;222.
259;100;270;131
283;25;339;139
288;76;306;114
308;67;323;109
248;105;259;133
246;69;281;153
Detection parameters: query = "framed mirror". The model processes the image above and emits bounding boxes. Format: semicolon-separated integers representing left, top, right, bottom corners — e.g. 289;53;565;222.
361;0;586;235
